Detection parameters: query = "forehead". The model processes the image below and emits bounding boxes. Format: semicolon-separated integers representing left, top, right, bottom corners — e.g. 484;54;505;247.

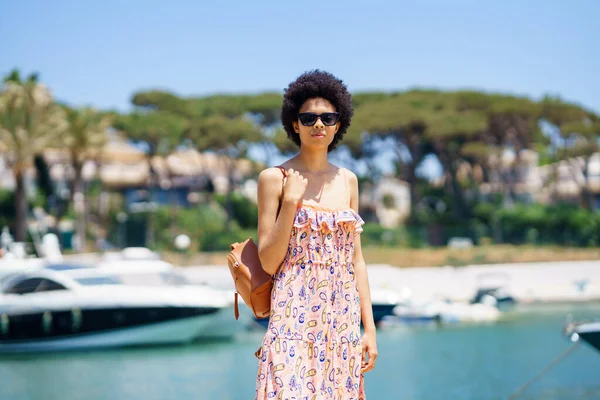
299;97;336;113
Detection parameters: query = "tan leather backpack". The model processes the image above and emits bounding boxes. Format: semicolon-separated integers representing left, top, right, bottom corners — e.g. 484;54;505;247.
227;238;273;320
227;166;286;320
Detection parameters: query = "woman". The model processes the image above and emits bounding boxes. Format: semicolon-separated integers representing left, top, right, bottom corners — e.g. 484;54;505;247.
255;70;377;400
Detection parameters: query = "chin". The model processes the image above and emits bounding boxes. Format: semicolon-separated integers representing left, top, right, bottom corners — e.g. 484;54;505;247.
304;142;331;151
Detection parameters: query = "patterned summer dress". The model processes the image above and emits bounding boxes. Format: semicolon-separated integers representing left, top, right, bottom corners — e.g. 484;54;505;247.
255;203;366;400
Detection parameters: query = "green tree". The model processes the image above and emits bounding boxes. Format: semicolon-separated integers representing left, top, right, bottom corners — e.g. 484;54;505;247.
112;110;187;181
425;109;487;219
131;90;190;115
350;91;449;207
540;97;593;205
63;106;111;250
556;114;599;209
272;127;298;156
0;70;67;241
189;115;262;227
129;90;283;165
459;92;541;205
245;94;286;165
244;92;283;126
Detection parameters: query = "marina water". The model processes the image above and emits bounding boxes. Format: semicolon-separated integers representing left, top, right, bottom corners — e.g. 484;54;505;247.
1;303;599;400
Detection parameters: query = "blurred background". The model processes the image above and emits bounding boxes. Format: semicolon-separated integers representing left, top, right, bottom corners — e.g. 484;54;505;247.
0;1;599;399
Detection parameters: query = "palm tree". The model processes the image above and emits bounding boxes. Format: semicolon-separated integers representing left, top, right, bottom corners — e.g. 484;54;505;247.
63;106;110;251
0;70;66;241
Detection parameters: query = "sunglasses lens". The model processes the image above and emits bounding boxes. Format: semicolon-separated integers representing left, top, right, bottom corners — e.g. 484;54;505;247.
320;113;339;126
298;113;317;126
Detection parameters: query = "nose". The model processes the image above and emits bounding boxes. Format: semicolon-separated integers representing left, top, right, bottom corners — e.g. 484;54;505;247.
313;117;325;129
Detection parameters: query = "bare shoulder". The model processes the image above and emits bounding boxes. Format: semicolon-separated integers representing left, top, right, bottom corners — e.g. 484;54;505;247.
341;167;359;187
258;167;286;184
257;167;286;198
342;168;360;210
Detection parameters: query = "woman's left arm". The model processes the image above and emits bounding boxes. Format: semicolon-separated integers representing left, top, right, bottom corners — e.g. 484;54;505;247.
347;169;378;373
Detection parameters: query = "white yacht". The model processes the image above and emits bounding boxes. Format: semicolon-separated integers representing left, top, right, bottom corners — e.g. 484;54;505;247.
0;265;240;353
566;321;600;353
381;298;501;328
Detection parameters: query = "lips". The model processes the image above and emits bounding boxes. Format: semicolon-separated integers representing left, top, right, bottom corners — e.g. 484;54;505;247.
312;132;326;138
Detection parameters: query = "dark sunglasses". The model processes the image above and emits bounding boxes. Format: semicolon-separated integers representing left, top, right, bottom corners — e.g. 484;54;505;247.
297;112;341;126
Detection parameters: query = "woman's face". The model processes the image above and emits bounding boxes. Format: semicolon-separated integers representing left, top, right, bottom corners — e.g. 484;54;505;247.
292;97;340;151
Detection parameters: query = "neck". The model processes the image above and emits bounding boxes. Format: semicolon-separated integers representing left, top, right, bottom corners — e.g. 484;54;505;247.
296;146;330;173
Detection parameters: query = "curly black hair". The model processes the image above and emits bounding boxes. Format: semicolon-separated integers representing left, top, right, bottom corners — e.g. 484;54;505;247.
281;70;354;152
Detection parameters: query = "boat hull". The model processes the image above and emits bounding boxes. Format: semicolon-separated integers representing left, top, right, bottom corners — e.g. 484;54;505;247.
576;322;600;352
0;306;237;353
372;303;397;324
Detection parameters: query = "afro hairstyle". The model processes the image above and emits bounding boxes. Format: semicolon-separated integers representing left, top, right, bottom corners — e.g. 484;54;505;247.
281;70;354;152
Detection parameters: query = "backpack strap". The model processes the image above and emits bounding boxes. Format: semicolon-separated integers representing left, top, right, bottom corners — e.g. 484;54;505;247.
275;166;287;177
234;292;239;320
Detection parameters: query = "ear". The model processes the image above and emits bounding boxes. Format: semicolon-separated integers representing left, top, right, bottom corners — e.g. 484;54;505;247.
334;122;340;134
293;121;300;133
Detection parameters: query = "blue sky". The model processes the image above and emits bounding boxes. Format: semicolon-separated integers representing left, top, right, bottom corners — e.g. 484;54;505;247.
2;0;599;113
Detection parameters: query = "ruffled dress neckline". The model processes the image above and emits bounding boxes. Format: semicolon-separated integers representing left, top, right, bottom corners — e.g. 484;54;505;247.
293;203;365;233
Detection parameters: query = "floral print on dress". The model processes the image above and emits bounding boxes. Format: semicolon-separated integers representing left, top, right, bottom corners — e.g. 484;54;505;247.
255;205;366;400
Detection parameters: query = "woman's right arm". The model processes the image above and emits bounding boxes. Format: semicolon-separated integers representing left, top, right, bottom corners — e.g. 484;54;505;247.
256;168;305;275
